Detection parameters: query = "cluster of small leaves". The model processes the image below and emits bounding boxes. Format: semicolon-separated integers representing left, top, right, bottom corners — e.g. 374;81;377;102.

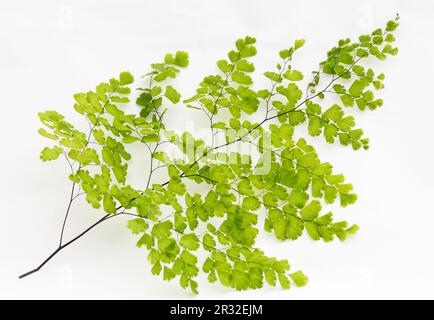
305;18;399;150
37;17;399;293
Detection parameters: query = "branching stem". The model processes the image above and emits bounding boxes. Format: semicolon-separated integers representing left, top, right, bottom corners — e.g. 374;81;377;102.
19;213;112;279
19;37;375;280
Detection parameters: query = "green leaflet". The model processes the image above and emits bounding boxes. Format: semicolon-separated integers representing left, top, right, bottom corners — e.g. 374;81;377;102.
283;69;304;81
180;233;200;251
33;17;399;294
40;146;62;161
164;51;189;67
300;200;322;220
290;270;309;287
165;85;181;104
119;71;134;85
127;218;148;234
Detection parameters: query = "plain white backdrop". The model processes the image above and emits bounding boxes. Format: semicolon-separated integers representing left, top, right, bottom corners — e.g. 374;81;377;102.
1;0;433;299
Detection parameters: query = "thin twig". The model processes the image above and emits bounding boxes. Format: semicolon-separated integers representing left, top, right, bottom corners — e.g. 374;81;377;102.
59;181;76;246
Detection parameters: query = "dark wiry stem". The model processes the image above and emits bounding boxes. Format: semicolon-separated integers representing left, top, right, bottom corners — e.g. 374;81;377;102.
19;213;114;279
59;181;76;246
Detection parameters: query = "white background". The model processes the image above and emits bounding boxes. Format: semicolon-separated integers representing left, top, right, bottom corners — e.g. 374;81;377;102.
1;0;433;300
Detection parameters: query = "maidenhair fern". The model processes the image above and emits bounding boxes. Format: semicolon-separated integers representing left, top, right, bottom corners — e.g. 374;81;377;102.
20;16;399;293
